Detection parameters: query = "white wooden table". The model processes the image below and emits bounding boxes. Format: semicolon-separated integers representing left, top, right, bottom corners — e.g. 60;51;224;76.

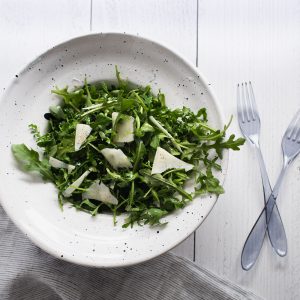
2;1;300;299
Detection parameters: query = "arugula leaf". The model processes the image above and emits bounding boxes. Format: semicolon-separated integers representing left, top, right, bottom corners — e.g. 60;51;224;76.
12;144;53;180
210;134;245;158
29;124;41;139
52;88;85;112
133;141;146;172
123;207;168;228
195;168;224;195
139;169;192;200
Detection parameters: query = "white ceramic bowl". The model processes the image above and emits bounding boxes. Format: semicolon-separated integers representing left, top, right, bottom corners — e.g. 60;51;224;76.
0;33;228;267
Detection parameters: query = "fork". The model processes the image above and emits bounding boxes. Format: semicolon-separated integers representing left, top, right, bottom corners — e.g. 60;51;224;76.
241;107;300;270
237;82;287;267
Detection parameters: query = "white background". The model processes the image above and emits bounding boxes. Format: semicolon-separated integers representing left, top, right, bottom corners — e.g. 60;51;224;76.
1;1;300;299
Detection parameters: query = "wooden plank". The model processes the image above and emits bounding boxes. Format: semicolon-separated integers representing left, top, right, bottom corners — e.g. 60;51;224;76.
0;0;90;93
195;0;300;299
92;0;197;261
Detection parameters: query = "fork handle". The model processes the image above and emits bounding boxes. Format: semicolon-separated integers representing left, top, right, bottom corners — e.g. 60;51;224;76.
254;146;287;256
241;165;287;270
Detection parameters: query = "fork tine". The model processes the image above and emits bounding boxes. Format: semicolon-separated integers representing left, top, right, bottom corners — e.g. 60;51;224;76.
285;109;300;139
248;82;258;121
237;84;245;123
245;82;255;121
241;83;250;122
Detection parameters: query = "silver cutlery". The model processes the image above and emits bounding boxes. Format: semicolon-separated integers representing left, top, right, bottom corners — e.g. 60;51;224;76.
241;107;300;270
237;82;287;270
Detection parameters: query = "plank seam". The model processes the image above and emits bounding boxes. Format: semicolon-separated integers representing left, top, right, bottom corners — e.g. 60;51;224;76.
90;0;93;31
193;0;199;262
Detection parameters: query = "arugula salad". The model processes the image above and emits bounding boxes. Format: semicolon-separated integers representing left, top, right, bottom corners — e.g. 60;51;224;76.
12;68;244;227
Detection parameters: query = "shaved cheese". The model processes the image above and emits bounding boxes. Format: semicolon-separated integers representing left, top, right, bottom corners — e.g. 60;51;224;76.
49;157;67;169
100;148;132;170
111;112;118;125
75;124;92;151
151;147;194;174
63;170;90;197
112;112;134;143
49;157;75;174
67;165;76;173
82;180;118;205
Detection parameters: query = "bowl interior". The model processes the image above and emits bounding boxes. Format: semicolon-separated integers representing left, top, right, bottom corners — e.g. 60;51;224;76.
0;33;227;267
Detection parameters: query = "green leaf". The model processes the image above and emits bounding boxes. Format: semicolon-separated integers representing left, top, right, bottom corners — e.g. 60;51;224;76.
52;87;85;112
115;65;127;90
123;207;168;227
164;197;186;211
143;208;168;225
157;93;166;107
29;124;41;139
140;122;154;133
121;98;135;111
211;134;245;158
133;141;146;172
11;144;53;180
139;169;192;200
195;168;224;195
150;133;166;149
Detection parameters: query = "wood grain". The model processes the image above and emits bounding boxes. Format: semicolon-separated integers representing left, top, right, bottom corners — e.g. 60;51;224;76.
196;1;300;299
0;0;90;94
92;0;198;261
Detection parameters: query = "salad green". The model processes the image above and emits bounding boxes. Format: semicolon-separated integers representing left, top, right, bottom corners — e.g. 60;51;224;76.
12;68;245;227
